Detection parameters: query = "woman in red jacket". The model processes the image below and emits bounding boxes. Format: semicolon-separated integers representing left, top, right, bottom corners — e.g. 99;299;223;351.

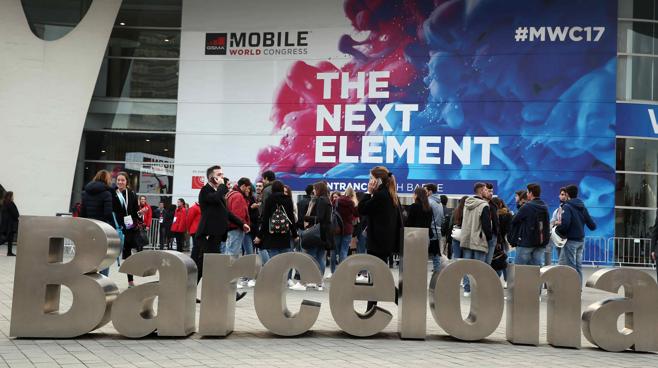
138;196;153;230
170;198;188;252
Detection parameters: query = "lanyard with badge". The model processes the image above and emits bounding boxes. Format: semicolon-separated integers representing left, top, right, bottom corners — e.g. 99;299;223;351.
117;189;134;229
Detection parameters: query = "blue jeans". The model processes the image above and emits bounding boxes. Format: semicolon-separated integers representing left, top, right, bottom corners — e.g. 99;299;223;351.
451;239;462;260
305;245;326;277
485;236;497;265
226;229;247;260
558;240;584;283
100;268;109;276
220;241;226;254
496;267;508;281
259;249;270;265
432;255;442;273
461;248;486;292
331;235;351;273
242;233;254;255
516;247;545;266
357;230;367;254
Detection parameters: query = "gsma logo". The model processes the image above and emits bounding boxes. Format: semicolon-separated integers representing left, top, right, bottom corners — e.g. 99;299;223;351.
205;33;227;55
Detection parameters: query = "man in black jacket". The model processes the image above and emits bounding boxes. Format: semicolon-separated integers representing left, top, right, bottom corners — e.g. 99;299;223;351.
194;165;250;284
556;184;596;283
511;183;550;267
296;185;313;230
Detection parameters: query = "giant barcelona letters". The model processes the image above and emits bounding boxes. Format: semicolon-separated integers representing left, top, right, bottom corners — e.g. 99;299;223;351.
10;217;658;352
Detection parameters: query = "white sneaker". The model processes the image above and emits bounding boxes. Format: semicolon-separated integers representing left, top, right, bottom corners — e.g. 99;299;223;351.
325;272;332;280
288;282;306;291
287;279;295;287
503;282;507;289
463;291;471;297
317;285;324;291
237;283;244;289
356;275;369;284
247;279;256;288
306;283;317;289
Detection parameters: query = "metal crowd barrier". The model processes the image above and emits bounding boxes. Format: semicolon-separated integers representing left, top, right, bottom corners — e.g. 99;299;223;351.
608;237;654;268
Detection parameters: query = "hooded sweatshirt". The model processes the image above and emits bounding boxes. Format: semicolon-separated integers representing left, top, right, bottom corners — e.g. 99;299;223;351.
555;198;596;241
510;198;550;248
460;196;492;252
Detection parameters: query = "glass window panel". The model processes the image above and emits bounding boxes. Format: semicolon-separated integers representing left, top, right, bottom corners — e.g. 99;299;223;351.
21;0;92;40
108;29;180;58
83;131;174;161
115;0;182;28
617;20;656;54
617;55;630;100
86;100;177;131
616;138;658;172
619;0;654;19
632;56;653;100
93;59;179;99
615;208;656;238
616;173;658;208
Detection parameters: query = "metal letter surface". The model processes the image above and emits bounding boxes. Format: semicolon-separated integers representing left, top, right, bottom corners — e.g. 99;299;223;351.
506;265;581;348
253;253;322;336
398;228;428;339
581;268;658;352
10;216;120;337
330;254;396;337
111;251;197;338
199;254;261;336
429;259;503;341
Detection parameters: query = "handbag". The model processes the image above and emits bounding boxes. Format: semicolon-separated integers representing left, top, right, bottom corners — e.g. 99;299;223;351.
299;223;323;250
136;226;149;250
451;226;462;241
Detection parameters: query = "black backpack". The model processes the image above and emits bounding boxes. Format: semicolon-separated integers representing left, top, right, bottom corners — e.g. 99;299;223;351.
269;204;291;234
331;205;344;235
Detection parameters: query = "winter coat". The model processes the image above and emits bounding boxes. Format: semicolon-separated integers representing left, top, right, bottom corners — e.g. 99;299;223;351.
460;196;491;252
555;198;596;241
405;202;433;229
511;198;550;247
304;196;334;249
227;187;250;230
112;188;140;233
258;192;297;249
335;195;358;236
0;201;19;234
497;210;512;248
139;204;153;229
196;183;245;240
296;195;311;230
170;206;188;233
80;181;113;225
428;195;444;240
186;203;201;235
358;184;403;257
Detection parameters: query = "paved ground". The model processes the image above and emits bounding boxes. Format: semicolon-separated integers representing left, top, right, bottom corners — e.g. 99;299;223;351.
0;244;656;367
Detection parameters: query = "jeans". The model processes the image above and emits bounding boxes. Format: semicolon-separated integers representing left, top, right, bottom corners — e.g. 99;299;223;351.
220;241;227;254
331;235;351;273
516;247;545;266
356;231;367;254
267;247;292;279
451;239;462;260
258;249;270;264
485;236;497;265
305;245;327;277
243;233;254;255
461;248;486;292
496;267;508;281
225;229;247;260
558;240;584;283
432;254;442;273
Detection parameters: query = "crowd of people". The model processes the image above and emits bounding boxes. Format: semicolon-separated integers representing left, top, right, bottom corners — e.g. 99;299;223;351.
5;162;651;295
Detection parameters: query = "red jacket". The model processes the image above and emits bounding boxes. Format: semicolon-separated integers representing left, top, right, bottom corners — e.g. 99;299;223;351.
227;188;250;230
140;204;153;228
170;206;188;233
187;203;201;235
336;195;358;236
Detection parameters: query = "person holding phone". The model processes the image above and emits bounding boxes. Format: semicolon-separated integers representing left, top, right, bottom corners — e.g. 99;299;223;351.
357;166;403;310
194;165;251;302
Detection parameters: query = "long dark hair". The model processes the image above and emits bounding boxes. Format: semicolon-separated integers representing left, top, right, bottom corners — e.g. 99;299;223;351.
370;166;399;207
414;187;430;212
313;181;329;198
453;195;469;226
491;197;510;216
2;191;13;206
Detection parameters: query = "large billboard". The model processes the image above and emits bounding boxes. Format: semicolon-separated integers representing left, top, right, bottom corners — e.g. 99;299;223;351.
175;0;616;238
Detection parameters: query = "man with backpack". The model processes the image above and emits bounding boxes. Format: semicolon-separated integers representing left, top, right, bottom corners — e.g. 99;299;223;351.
555;184;596;283
510;183;550;266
